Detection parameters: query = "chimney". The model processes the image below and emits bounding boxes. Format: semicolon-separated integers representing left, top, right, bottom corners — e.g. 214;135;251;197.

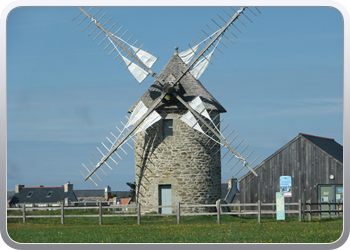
15;185;25;193
64;181;73;193
105;186;111;200
228;177;238;193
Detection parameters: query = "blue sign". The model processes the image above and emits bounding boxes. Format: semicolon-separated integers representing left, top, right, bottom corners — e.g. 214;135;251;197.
280;176;292;197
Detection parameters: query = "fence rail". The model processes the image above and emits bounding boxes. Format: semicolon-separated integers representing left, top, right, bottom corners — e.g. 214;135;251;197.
7;200;342;225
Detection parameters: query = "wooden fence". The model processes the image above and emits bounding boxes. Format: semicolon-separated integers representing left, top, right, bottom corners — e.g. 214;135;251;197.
7;200;342;225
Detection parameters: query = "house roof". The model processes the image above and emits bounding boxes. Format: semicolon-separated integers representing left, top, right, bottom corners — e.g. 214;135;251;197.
238;133;343;182
128;54;226;113
74;189;105;198
73;190;131;198
120;198;132;205
10;186;73;204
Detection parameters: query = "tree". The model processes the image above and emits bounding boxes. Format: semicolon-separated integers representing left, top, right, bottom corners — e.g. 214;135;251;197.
126;182;136;200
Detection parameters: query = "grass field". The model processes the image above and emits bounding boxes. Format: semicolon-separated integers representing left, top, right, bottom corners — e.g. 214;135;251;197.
7;212;343;243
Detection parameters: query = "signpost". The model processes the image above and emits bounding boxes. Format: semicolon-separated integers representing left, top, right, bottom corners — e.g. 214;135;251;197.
276;192;285;220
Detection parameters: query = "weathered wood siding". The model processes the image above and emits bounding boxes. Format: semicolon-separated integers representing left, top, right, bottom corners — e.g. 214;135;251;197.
239;136;343;208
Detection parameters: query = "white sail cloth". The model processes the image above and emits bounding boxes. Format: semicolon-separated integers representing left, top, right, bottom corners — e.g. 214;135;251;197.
189;96;211;121
189;96;222;136
135;110;162;135
180;110;221;145
107;36;157;83
130;45;157;68
125;100;162;134
122;56;149;83
178;44;199;64
189;50;213;79
125;101;148;128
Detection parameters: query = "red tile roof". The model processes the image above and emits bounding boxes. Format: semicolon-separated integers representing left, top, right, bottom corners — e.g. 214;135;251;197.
120;198;132;205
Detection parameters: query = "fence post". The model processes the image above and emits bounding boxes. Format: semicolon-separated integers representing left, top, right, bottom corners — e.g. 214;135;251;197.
308;202;311;221
328;200;331;218
337;200;339;217
302;191;305;220
99;202;102;225
217;201;221;224
318;199;321;220
298;199;302;222
258;200;261;223
137;203;141;225
177;202;180;225
61;203;64;225
22;206;26;223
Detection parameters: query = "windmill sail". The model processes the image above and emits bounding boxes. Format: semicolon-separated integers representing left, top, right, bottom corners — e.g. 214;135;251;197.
135;110;162;135
130;45;157;68
126;101;148;128
122;55;149;83
189;96;211;121
190;51;213;79
180;110;204;134
180;110;221;145
107;36;150;83
189;36;222;79
189;96;223;136
178;44;199;64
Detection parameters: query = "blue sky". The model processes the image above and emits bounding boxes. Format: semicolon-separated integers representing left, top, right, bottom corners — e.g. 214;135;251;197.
6;6;343;191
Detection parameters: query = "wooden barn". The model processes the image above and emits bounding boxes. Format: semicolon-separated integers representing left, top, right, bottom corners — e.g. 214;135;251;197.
239;133;343;211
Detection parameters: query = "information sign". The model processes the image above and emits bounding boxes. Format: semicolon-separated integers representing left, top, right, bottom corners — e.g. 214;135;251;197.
280;176;292;197
276;192;285;220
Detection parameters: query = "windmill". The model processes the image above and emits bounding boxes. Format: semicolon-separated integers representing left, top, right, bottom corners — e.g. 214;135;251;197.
72;7;261;213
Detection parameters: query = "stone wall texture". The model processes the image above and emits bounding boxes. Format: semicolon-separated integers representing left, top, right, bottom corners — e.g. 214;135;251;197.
134;108;221;213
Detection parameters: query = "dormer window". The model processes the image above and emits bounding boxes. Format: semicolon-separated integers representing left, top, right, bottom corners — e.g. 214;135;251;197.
27;191;33;198
46;191;53;198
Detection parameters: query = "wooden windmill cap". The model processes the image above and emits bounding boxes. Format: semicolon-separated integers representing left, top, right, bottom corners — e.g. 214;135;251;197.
128;54;227;113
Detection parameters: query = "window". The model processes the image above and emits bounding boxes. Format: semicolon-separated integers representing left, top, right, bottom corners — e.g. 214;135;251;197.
46;191;53;198
163;119;173;137
26;191;33;198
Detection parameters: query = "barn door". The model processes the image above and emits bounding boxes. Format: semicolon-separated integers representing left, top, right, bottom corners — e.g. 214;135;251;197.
159;185;172;214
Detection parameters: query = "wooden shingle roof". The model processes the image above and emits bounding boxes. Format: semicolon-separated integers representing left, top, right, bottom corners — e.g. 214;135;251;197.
128;54;226;113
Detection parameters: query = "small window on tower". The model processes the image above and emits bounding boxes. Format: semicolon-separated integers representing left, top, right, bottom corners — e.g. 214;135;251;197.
163;119;173;137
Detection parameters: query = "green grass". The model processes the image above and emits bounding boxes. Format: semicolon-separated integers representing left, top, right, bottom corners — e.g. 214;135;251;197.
7;214;343;243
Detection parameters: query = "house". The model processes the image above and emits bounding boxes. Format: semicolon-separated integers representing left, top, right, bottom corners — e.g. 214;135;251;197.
8;181;133;208
8;181;77;208
73;186;132;206
239;133;343;214
221;177;239;203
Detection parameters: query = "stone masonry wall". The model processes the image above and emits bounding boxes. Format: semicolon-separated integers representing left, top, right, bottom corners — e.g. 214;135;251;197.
134;108;221;213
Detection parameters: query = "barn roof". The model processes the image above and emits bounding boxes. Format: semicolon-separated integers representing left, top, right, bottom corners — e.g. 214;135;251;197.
239;133;343;182
300;133;343;163
128;54;226;113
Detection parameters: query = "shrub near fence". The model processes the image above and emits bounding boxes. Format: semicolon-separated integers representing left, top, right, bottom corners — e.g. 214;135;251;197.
7;200;343;225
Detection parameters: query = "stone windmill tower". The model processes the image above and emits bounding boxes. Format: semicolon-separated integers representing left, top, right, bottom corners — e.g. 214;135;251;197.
130;53;226;213
73;7;261;213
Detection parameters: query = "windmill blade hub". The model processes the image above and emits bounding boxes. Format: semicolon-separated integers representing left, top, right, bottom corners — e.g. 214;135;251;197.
162;82;175;95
